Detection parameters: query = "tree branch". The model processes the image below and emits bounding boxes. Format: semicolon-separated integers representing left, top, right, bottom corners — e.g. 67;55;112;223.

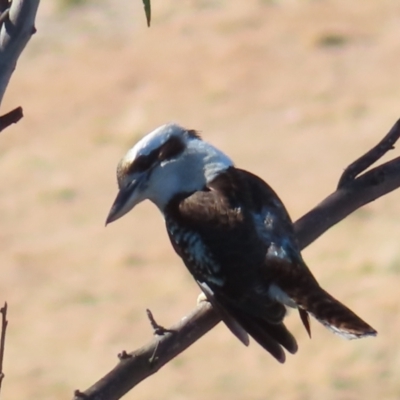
74;302;220;400
0;105;22;131
296;119;400;249
0;302;8;395
0;0;40;130
73;120;400;400
337;119;400;189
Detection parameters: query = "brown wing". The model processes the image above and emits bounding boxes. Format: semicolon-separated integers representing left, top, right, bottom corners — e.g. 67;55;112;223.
164;167;300;361
198;168;325;338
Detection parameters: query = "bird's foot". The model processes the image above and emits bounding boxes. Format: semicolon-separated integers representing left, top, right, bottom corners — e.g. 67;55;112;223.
197;292;209;305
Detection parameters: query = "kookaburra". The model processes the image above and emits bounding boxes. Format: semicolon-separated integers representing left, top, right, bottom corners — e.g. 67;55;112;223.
106;123;376;363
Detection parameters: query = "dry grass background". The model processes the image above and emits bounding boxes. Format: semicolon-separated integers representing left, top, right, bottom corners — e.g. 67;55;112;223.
1;0;400;399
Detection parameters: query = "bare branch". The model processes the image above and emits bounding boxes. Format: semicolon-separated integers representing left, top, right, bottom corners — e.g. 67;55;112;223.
297;119;400;248
0;302;8;395
296;155;400;249
0;105;22;131
337;119;400;188
146;309;175;336
73;302;220;400
0;0;40;107
73;120;400;400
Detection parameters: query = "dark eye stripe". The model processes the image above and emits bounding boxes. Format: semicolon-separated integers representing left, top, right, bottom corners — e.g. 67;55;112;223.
127;136;185;175
158;135;185;161
129;155;153;173
127;150;158;174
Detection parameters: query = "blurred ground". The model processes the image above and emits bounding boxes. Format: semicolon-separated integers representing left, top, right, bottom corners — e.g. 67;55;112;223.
1;0;400;399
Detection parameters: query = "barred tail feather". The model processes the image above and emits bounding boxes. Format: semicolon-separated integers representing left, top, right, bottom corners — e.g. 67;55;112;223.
300;287;377;339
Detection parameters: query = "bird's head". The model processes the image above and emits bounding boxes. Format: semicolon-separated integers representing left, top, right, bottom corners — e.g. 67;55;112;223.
106;123;234;224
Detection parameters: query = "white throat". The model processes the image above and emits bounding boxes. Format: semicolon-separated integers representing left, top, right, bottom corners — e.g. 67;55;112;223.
147;137;234;210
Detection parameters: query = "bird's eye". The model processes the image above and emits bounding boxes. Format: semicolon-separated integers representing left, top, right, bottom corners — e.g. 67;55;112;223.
158;136;185;161
129;155;153;174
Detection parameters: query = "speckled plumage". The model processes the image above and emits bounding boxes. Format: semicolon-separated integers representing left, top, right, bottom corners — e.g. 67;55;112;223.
107;123;377;363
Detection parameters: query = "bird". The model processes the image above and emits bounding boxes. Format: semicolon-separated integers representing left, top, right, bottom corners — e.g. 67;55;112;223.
106;123;377;363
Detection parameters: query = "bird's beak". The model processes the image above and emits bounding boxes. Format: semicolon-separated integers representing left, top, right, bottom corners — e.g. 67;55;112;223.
106;179;141;225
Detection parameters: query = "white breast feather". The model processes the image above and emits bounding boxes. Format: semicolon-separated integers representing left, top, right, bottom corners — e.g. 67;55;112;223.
167;222;225;286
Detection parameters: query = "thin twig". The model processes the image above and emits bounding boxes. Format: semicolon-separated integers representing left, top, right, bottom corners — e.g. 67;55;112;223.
0;106;23;132
117;350;132;360
0;302;8;395
146;309;175;336
337;119;400;188
74;389;89;399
